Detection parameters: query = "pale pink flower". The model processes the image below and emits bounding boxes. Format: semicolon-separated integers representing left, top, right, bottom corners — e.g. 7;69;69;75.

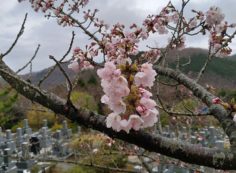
68;60;80;72
106;113;121;131
141;109;159;128
139;88;153;98
109;100;126;114
82;61;94;70
125;115;144;132
97;61;117;81
189;18;198;29
98;61;129;115
119;115;144;133
101;95;109;104
170;12;179;24
206;6;224;26
128;115;144;131
119;119;131;133
215;22;226;33
134;63;157;88
136;105;145;114
139;97;156;110
139;28;148;40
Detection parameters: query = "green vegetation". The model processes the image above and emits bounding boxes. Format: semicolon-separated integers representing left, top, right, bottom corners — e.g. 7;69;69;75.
218;88;236;102
25;105;56;130
87;75;97;85
71;91;98;112
0;87;19;128
176;53;236;80
68;133;127;173
65;166;96;173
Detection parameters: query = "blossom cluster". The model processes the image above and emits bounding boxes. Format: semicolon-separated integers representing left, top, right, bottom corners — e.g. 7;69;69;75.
97;61;158;133
205;7;236;56
68;45;98;72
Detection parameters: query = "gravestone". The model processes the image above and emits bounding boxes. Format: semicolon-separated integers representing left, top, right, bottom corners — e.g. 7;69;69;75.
22;119;32;136
16;142;35;172
16;128;23;148
2;148;17;172
61;121;72;139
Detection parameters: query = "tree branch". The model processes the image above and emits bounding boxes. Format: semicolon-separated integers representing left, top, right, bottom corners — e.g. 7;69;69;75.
49;55;73;102
0;59;236;169
154;66;236;149
1;13;27;59
16;44;40;74
38;31;75;87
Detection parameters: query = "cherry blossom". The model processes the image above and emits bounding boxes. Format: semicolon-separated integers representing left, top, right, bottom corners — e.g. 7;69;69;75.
68;60;80;73
206;6;225;26
134;63;157;88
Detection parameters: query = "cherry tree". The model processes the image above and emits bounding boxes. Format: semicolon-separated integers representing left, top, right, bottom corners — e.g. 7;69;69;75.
0;0;236;170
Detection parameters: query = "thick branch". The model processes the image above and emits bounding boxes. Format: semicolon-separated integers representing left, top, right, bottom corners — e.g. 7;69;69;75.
154;66;236;148
0;60;235;169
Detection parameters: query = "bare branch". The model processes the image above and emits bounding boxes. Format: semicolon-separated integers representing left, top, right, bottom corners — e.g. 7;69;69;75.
196;29;236;82
180;56;191;67
38;31;75;87
49;55;73;102
155;0;190;65
16;44;40;74
1;13;28;59
157;105;209;117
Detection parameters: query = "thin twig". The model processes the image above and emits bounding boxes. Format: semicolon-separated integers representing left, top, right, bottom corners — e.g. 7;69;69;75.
196;29;236;82
16;44;40;74
49;55;73;101
1;13;28;59
155;0;190;65
156;94;209;116
157;104;209;117
180;56;191;67
38;31;75;87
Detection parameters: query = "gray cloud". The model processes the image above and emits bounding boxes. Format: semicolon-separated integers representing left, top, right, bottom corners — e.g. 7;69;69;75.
1;1;236;73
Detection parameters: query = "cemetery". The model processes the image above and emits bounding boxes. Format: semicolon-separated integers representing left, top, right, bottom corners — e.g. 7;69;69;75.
0;118;230;173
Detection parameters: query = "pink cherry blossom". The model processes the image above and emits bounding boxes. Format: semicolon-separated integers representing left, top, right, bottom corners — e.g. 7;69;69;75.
139;97;156;110
139;88;153;98
68;60;80;73
189;18;198;29
126;115;144;131
134;63;157;88
106;113;122;132
206;6;224;26
98;61;130;115
141;108;159;128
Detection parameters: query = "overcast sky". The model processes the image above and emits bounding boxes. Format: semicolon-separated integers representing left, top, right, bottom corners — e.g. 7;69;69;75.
1;0;236;73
